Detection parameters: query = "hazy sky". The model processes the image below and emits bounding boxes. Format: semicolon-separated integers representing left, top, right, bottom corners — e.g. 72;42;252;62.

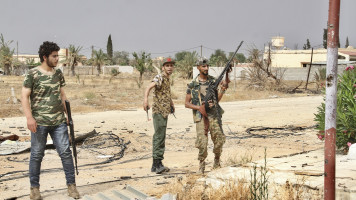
1;0;355;58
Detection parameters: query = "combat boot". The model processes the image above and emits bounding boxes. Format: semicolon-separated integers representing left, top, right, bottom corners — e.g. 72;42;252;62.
158;160;170;172
199;160;205;174
154;159;166;174
213;157;221;169
151;159;157;172
30;186;42;200
67;183;80;199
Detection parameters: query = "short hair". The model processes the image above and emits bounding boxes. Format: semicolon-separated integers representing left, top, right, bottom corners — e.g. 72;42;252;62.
38;41;60;62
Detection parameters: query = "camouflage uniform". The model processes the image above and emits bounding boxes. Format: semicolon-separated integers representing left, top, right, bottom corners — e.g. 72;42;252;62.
152;74;172;160
187;75;226;161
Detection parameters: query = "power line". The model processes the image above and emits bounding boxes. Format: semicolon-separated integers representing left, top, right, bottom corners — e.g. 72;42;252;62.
150;46;201;55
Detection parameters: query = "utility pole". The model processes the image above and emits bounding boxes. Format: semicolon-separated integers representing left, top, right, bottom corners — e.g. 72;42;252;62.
324;0;340;199
305;48;314;90
200;45;203;58
16;41;19;60
91;46;94;75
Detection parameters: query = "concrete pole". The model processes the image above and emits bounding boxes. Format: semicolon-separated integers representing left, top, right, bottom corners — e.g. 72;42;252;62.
324;0;340;199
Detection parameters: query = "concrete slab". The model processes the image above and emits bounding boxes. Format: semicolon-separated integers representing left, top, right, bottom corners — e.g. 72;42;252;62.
200;149;356;198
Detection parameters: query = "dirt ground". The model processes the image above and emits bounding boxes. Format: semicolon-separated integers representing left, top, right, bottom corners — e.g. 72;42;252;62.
0;74;324;199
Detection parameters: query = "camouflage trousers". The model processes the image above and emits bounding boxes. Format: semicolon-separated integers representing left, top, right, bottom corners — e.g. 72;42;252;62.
195;116;226;161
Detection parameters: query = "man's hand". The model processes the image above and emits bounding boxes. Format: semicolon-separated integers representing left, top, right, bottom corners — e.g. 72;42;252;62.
220;80;229;91
170;105;175;113
27;117;37;133
143;102;150;111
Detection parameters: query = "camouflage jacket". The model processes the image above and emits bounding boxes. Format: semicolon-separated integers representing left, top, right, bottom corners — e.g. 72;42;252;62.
186;75;223;122
23;67;66;126
152;74;172;118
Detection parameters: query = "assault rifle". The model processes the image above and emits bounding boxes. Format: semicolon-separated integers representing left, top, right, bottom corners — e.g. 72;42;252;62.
65;100;79;175
199;41;243;134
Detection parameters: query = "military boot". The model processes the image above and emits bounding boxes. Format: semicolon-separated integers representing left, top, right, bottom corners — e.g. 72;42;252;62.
153;159;166;174
30;186;42;200
199;160;206;174
151;159;157;172
213;157;221;169
158;160;170;172
67;183;80;199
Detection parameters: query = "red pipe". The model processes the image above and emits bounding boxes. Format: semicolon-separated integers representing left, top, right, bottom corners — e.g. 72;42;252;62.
324;0;340;199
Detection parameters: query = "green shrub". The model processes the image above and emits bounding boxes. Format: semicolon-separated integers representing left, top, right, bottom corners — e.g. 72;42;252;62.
314;65;356;151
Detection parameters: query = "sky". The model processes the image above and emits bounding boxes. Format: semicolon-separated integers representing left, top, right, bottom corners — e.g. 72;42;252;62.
0;0;355;59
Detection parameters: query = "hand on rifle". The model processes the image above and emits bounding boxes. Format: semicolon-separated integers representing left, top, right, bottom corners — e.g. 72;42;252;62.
220;80;229;91
199;100;213;117
229;63;233;72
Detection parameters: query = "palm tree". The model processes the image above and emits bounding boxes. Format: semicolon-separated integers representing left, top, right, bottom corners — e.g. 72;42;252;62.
92;49;108;76
0;34;14;75
62;45;84;76
176;51;198;79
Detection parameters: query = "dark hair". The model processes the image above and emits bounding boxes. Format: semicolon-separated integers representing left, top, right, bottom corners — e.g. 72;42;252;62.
38;41;60;62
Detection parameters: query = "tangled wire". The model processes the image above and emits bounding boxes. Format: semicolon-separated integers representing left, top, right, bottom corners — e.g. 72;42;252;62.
81;132;131;163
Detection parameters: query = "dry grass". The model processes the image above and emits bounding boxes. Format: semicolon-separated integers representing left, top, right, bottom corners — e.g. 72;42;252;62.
156;174;250;200
0;74;320;118
224;149;254;167
273;178;322;200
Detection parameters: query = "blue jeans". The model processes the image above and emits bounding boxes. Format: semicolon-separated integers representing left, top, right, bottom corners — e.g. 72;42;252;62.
29;123;76;187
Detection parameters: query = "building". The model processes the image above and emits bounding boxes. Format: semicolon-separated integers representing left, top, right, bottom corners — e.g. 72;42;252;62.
264;41;356;68
13;48;70;67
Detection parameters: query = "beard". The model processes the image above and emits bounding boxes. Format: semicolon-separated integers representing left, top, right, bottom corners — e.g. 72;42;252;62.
201;70;208;76
46;59;57;68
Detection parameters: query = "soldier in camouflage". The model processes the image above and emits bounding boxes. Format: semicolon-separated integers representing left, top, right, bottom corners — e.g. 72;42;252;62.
21;41;80;199
143;57;175;174
185;58;228;174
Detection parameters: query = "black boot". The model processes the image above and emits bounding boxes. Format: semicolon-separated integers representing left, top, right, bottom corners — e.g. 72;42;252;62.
157;160;170;173
151;159;157;172
154;159;167;174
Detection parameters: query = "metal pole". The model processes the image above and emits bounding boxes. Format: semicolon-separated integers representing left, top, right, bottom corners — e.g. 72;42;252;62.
305;48;314;89
200;45;203;57
324;0;340;199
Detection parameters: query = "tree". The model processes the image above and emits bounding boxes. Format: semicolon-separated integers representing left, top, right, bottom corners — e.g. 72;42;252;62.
25;58;41;69
0;34;14;75
323;28;327;49
228;52;246;63
112;51;129;65
303;39;311;50
107;34;113;63
176;51;198;79
175;51;191;62
209;49;227;67
92;49;109;75
62;45;84;76
132;51;152;86
345;37;349;48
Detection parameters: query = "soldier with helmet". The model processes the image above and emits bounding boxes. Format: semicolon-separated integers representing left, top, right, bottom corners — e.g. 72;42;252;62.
185;58;228;174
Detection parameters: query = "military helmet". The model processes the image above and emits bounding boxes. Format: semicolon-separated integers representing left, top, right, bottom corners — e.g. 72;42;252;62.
196;58;209;66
